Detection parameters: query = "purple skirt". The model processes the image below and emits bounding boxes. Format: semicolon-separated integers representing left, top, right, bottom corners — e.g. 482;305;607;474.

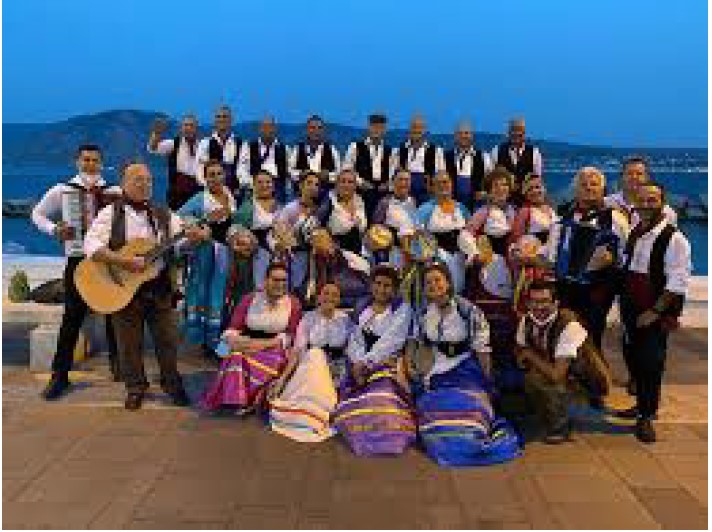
200;348;287;410
333;363;416;456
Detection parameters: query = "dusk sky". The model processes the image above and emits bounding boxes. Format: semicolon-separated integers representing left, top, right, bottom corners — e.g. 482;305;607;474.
3;0;708;147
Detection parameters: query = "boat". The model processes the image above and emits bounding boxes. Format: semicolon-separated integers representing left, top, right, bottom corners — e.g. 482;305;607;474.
2;199;35;218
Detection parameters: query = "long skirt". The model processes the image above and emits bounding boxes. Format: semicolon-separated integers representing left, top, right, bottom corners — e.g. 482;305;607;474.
200;348;287;410
333;362;417;456
415;357;521;467
183;242;231;349
269;348;338;443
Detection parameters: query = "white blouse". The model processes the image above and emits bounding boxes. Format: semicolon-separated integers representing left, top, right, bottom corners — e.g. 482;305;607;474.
245;292;292;334
346;302;412;365
292;310;352;358
253;199;277;230
426;204;467;233
326;192;367;236
472;204;516;237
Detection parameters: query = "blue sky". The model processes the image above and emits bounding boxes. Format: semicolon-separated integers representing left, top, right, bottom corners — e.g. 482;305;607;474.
3;0;708;147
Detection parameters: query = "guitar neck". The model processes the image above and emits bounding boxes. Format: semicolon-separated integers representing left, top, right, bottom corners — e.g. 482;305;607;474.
143;230;186;264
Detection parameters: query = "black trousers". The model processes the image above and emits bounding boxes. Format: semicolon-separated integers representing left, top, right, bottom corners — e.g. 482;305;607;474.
620;297;669;419
557;280;616;351
53;257;119;374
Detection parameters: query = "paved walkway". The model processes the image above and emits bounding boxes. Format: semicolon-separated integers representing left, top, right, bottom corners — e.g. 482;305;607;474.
3;328;708;529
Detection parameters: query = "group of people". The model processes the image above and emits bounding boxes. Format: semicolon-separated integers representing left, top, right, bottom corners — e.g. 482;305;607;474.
30;107;692;468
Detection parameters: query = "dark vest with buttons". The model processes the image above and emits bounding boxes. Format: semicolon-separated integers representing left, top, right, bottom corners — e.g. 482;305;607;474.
398;142;437;176
444;148;486;188
294;142;336;173
496;142;535;180
354;141;391;184
248;140;288;180
208;135;242;190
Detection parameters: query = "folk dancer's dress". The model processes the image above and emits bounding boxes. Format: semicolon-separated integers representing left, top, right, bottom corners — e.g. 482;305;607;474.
416;199;471;295
178;188;238;349
333;299;417;455
412;297;521;466
201;291;301;410
233;195;280;288
269;309;353;442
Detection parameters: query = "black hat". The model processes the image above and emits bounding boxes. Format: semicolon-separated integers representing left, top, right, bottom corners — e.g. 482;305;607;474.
368;113;387;124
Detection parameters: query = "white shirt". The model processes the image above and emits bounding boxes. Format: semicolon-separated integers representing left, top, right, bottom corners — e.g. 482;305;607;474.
452;146;493;176
515;312;588;359
389;141;446;175
624;219;692;295
147;137;199;177
604;191;678;227
83;203;183;266
237;137;283;189
196;132;241;186
490;143;543;176
343;138;388;186
288;142;341;183
325;191;368;236
346;302;413;365
31;174;121;240
292;309;352;357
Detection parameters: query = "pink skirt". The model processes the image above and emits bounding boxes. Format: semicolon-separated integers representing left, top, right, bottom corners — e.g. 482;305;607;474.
200;348;287;410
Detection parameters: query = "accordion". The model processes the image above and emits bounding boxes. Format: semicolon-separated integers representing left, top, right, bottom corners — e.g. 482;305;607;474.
554;220;619;284
61;189;96;257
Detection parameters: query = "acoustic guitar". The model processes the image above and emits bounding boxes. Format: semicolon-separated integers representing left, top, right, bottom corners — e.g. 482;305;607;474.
74;229;189;315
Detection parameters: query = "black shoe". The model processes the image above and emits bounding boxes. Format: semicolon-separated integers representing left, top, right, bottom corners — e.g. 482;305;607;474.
125;393;144;411
626;379;637;396
635;418;656;444
41;373;71;401
615;406;639;420
544;422;572;445
170;388;191;407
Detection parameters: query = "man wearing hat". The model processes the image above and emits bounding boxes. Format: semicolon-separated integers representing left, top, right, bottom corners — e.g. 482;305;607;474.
343;113;393;221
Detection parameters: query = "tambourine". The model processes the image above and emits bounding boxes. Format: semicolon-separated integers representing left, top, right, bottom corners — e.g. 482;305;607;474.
366;224;394;252
401;228;438;263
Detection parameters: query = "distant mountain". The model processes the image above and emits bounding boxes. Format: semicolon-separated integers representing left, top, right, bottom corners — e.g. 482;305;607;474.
3;109;707;167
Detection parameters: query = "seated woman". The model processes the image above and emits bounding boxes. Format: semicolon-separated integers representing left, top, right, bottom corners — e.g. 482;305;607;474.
508;173;557;314
410;263;521;466
222;225;258;329
369;169;418;267
234;170;281;288
177;160;238;356
333;265;416;456
312;168;368;256
268;282;353;442
416;171;471;295
303;228;370;309
200;262;301;414
462;166;520;392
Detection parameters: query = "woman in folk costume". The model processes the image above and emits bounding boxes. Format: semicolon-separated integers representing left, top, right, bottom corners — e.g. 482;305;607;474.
200;262;302;414
267;282;353;442
333;265;417;456
233;170;281;288
508;173;557;314
273;171;321;297
221;225;258;330
416;171;471;295
312;168;368;256
177;160;238;357
409;263;521;466
368;169;418;267
462;167;520;392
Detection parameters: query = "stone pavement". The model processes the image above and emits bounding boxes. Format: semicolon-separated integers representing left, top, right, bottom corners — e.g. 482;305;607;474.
2;328;708;529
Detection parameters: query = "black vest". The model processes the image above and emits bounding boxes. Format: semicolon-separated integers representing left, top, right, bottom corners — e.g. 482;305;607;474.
444;148;486;187
167;136;197;179
294;142;336;173
496;142;535;180
248;140;288;180
208;136;242;170
398;142;437;176
624;223;685;316
354;140;391;183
